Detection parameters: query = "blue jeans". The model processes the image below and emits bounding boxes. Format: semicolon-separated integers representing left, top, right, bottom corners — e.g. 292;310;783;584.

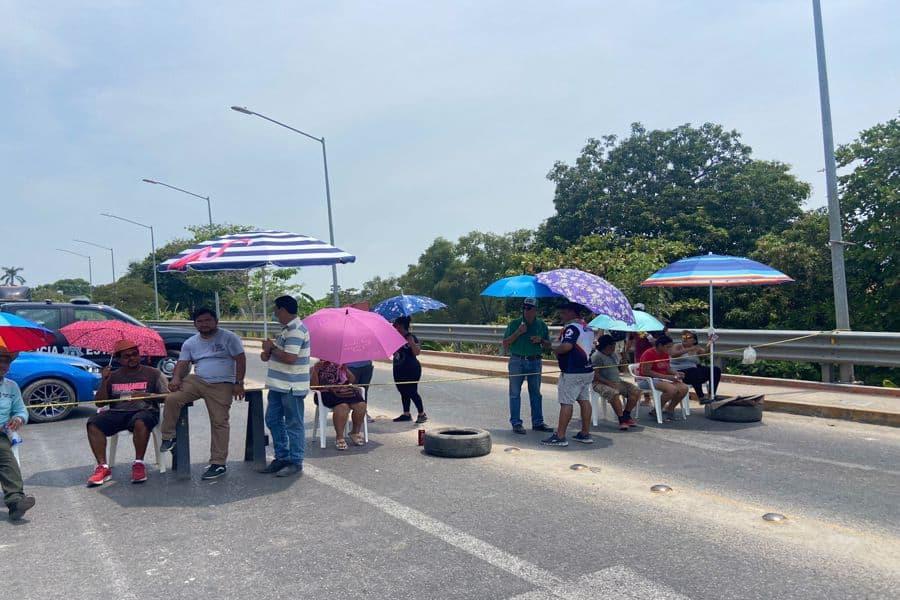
508;356;544;427
265;390;305;465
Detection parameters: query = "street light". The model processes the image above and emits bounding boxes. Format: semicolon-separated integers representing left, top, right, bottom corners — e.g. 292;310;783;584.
812;0;853;382
101;212;160;319
73;239;116;287
56;249;93;292
142;178;220;315
230;105;341;307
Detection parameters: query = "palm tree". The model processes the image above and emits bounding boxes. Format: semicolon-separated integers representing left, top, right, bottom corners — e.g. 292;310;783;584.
1;267;25;286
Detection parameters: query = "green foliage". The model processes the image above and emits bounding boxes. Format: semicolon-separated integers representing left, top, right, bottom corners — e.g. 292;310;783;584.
339;275;404;308
727;359;820;382
395;231;534;323
836;112;900;332
515;234;704;322
92;277;160;320
541;122;809;256
724;210;835;330
1;267;26;286
31;278;91;302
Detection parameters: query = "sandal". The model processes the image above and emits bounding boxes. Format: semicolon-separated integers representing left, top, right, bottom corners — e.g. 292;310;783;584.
350;432;365;446
335;438;348;451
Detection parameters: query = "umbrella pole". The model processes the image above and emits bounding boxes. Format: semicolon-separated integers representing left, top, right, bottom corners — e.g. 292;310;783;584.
709;281;715;399
263;267;269;340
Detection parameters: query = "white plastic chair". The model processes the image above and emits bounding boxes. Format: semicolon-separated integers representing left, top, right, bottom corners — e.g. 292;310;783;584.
108;426;166;473
588;387;611;426
628;364;690;424
311;390;369;449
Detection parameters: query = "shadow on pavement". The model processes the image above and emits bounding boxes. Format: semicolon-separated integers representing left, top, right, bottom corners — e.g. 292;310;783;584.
25;461;303;508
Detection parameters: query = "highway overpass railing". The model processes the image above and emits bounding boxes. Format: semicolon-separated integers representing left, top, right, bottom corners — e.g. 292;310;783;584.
147;321;899;383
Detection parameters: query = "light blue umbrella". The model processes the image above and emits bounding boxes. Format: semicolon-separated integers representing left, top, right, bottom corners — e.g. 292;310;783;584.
480;275;562;298
373;294;447;321
589;310;665;332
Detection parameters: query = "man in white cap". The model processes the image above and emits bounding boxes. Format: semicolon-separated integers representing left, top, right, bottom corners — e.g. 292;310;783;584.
502;298;553;434
0;342;35;520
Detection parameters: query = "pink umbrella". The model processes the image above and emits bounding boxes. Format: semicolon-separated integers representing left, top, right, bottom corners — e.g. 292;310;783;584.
304;307;407;364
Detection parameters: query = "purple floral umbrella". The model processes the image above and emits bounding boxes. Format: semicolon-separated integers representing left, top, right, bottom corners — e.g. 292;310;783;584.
535;269;635;325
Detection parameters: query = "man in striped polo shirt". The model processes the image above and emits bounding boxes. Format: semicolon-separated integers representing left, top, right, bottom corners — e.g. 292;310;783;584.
259;295;310;477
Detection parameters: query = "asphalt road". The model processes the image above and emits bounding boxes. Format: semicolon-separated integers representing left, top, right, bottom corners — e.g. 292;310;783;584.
4;356;899;599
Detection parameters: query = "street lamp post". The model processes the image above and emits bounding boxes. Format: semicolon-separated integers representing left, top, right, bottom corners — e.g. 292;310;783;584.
101;213;160;319
142;178;220;315
812;0;853;383
230;105;341;307
73;239;116;288
56;249;93;292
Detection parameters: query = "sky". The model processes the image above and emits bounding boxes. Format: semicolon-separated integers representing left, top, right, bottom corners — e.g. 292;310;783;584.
1;0;897;299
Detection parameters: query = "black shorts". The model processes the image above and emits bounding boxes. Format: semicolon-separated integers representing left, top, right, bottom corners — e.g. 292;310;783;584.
87;410;159;436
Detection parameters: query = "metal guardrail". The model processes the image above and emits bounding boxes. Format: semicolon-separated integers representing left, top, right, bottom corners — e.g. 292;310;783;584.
147;320;900;381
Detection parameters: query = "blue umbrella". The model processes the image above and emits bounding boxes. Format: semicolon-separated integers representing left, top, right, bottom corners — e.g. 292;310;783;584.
589;310;665;333
373;295;447;321
480;275;563;298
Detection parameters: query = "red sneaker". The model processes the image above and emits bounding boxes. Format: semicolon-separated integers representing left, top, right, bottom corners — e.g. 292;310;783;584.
131;461;148;484
623;418;638;427
618;420;629;431
87;464;112;487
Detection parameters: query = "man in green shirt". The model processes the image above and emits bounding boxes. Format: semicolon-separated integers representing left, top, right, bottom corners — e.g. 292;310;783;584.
502;298;554;434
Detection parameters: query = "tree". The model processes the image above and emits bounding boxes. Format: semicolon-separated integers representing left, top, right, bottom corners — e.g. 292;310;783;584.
31;278;91;301
541;122;809;256
339;276;404;307
836;112;900;332
514;234;703;324
724;210;835;330
92;277;158;319
1;267;25;286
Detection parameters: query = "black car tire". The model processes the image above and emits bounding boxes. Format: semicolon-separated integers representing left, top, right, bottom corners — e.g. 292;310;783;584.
424;427;492;458
704;402;764;423
23;378;77;423
156;350;180;379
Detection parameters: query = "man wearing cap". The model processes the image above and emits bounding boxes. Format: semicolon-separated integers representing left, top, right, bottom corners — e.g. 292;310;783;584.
0;343;35;520
543;302;595;447
85;339;168;486
502;298;553;434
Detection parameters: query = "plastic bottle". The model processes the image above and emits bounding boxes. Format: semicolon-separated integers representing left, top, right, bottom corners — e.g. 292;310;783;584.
3;425;22;446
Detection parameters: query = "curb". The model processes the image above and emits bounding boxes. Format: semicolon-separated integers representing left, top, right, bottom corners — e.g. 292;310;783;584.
413;358;899;428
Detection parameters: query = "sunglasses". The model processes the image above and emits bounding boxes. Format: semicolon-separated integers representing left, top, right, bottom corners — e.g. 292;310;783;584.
523;305;536;310
120;350;141;359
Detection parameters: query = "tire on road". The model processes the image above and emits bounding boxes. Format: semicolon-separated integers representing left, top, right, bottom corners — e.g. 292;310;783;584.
704;402;763;423
23;378;77;423
424;427;492;458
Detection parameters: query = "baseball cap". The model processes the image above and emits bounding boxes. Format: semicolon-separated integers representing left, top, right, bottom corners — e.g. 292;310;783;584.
558;301;586;314
633;303;646;311
113;339;140;355
523;297;537;307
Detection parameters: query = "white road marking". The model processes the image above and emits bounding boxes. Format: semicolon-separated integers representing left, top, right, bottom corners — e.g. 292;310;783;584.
31;435;138;600
305;464;691;600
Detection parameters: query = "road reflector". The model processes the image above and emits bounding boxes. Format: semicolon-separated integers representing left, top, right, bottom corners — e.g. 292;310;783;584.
650;484;673;493
762;512;787;522
570;464;589;471
504;447;521;453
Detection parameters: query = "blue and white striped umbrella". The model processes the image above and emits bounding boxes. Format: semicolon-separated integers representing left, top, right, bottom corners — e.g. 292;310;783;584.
373;295;447;321
159;230;355;272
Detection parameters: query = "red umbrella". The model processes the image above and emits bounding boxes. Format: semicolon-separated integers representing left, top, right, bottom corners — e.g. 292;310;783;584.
60;321;166;357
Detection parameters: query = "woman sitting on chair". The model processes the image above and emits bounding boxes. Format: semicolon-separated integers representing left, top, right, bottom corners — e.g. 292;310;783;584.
670;330;721;403
311;360;367;450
